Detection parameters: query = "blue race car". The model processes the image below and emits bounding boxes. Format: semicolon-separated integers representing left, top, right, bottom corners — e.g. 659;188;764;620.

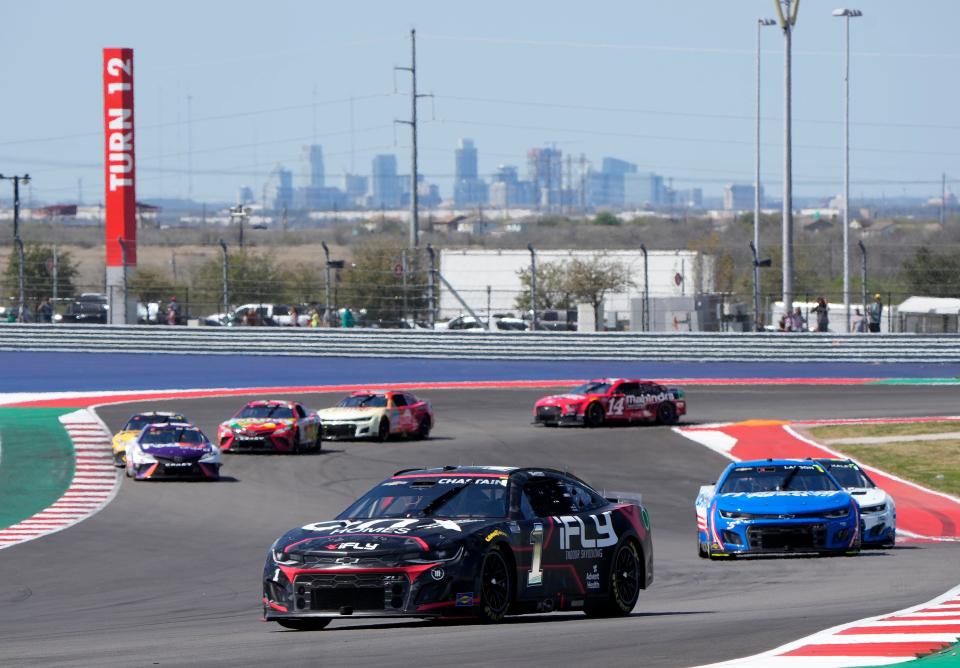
695;459;860;559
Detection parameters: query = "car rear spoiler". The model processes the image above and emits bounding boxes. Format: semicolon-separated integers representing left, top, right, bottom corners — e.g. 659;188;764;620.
604;491;643;507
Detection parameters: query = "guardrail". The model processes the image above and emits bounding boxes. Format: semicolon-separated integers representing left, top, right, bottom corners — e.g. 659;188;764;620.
0;324;957;362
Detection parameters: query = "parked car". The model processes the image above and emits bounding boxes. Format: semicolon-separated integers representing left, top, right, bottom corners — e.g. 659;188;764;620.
226;303;311;327
60;293;108;324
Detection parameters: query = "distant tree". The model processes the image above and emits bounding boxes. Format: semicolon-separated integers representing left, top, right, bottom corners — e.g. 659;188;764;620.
514;261;576;313
4;244;78;309
564;256;634;325
192;249;283;314
900;246;960;297
593;211;621;226
338;240;426;325
128;267;180;303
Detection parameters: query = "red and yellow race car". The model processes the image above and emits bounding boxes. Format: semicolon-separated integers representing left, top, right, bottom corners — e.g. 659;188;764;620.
533;378;686;427
218;400;321;453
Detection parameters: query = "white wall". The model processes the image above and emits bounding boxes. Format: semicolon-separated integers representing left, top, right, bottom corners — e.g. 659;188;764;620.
438;248;715;320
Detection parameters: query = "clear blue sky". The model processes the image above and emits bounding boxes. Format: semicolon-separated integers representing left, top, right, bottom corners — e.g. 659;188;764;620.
1;0;957;205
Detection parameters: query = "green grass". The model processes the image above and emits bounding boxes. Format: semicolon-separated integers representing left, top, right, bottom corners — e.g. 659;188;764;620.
837;440;960;498
809;421;960;441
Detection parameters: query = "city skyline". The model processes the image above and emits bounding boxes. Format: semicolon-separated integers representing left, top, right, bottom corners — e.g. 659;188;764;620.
2;1;959;206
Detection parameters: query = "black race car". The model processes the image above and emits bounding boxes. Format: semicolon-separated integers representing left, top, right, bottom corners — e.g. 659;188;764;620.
263;465;653;630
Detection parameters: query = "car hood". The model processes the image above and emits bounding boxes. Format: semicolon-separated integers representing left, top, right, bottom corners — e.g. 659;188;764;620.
536;393;592;407
276;517;499;556
846;487;888;507
316;407;386;420
112;430;139;442
140;443;210;459
222;418;293;432
716;491;852;514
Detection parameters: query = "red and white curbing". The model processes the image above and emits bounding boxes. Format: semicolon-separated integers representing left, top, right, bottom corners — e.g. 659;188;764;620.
0;409;119;550
697;584;960;667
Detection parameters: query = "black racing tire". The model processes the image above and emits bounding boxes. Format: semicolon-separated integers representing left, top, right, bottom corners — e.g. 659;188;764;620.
275;618;331;631
585;540;642;618
376;418;390;442
584;402;605;428
113;451;126;468
475;548;512;623
656;402;678;426
313;429;322;452
697;539;708;559
415;416;432;440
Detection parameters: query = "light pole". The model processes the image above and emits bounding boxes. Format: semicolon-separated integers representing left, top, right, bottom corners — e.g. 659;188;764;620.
14;237;24;321
218;239;229;319
774;0;799;314
640;242;650;332
834;8;862;332
0;174;30;240
755;18;776;330
527;243;537;331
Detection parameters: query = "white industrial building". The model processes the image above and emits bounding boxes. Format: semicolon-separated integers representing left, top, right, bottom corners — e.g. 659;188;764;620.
437;248;715;325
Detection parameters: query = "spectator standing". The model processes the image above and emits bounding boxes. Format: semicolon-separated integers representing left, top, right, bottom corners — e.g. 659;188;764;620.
309;309;321;328
867;293;883;333
243;308;259;326
38;297;54;324
166;296;180;326
852;308;868;333
340;307;355;328
812;297;829;332
288;306;300;327
788;306;806;332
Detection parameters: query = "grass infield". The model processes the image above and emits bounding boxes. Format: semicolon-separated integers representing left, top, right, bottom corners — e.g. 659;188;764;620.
808;422;960;498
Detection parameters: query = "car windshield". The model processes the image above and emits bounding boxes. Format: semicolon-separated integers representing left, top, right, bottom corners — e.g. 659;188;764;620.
140;426;206;445
719;464;841;493
124;414;184;430
237;404;294;419
338;394;388;408
821;462;874;489
571;382;612;395
338;477;509;519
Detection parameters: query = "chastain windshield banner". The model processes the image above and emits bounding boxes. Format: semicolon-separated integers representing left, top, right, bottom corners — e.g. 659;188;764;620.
102;47;136;268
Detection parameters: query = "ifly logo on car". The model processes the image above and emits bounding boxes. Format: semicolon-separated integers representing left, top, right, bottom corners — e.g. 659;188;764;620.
553;511;618;556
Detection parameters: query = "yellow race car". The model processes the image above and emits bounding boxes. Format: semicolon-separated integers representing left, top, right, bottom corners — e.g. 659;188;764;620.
111;411;191;466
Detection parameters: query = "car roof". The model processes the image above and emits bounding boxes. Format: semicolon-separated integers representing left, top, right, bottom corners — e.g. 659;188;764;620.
733;458;825;467
245;399;292;406
349;390;391;396
390;465;584;482
145;422;197;429
130;411;183;418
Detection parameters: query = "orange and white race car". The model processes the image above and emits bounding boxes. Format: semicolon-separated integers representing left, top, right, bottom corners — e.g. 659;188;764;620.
317;390;433;441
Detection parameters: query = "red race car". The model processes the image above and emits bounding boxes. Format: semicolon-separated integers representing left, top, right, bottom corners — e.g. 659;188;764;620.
533;378;686;428
218;400;321;453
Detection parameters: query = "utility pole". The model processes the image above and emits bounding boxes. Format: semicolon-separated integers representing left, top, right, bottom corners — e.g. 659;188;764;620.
756;18;776;331
941;172;947;227
528;243;538;331
14;237;24;321
640;243;650;332
395;29;431;249
52;245;59;306
218;239;229;318
858;240;867;316
229;204;248;249
0;173;30;239
775;0;799;314
322;241;332;324
118;237;129;322
186;94;194;202
426;243;436;328
834;8;863;333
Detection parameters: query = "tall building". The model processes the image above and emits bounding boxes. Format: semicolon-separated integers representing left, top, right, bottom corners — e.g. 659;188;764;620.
301;145;325;188
266;165;294;210
342;174;368;206
489;165;537;208
624;172;665;208
453;139;488;207
723;184;759;212
370;154;401;209
527;147;563;210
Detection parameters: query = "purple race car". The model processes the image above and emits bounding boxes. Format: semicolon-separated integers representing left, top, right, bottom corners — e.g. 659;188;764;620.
124;423;221;481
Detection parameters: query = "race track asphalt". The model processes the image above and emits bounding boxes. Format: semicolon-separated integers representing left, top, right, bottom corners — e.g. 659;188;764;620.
0;384;958;668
